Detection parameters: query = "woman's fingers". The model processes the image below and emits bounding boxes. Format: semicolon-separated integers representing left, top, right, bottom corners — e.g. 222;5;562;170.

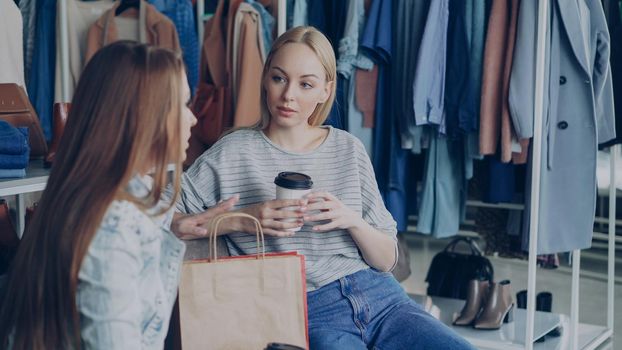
262;218;303;230
189;226;208;236
269;199;308;210
305;200;337;212
305;191;338;202
311;221;338;232
269;208;306;220
192;195;239;224
304;211;338;222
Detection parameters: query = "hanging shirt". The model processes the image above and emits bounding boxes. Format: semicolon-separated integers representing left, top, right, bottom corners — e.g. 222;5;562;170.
292;0;308;27
362;0;411;232
412;0;450;131
150;0;199;95
0;0;25;88
28;0;56;140
340;0;373;155
19;0;36;85
396;0;430;153
53;0;114;103
599;0;622;147
247;0;275;57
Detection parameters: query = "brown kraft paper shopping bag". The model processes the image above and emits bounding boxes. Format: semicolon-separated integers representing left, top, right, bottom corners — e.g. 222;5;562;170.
178;213;309;349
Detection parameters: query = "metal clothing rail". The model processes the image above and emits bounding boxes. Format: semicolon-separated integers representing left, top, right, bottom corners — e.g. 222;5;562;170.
57;0;615;349
522;1;616;348
524;0;548;347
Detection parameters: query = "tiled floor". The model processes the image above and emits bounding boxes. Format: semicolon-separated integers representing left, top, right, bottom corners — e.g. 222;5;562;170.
399;233;619;349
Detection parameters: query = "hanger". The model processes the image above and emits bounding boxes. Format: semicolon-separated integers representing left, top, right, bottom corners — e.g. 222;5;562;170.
115;0;140;16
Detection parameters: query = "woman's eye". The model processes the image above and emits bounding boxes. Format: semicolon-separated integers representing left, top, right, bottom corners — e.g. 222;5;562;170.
301;82;313;89
272;76;285;83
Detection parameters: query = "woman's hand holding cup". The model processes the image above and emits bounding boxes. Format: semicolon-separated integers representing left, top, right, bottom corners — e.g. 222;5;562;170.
303;191;363;232
239;199;307;236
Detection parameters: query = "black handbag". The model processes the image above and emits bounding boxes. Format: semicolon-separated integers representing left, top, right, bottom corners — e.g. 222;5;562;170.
425;237;494;300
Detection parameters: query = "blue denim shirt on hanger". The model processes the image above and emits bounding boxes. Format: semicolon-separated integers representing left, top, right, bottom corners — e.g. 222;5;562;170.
362;0;411;232
28;0;56;140
286;0;309;28
247;0;275;57
412;0;449;132
150;0;199;95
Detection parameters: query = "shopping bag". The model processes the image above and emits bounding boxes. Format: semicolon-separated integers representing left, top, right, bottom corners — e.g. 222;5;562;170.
178;213;309;350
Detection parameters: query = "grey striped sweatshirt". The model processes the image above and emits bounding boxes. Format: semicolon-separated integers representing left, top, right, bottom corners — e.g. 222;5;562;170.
177;126;398;291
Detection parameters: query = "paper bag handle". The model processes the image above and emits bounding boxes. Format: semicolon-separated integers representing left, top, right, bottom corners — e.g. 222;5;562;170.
208;212;266;262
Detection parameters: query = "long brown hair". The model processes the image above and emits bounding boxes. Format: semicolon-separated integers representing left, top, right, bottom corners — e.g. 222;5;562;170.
255;26;337;130
0;41;185;349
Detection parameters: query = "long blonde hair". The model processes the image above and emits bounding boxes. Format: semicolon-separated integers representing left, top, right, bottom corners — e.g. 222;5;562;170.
0;41;185;350
254;26;337;130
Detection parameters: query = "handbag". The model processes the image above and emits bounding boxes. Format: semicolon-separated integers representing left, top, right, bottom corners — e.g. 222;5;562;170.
0;84;47;157
192;83;231;146
425;237;493;300
177;213;308;350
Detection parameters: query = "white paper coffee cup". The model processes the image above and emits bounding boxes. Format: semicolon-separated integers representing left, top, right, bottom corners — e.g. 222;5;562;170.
274;172;313;232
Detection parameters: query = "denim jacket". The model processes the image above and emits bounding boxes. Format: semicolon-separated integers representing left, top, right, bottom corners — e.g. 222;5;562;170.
77;176;185;349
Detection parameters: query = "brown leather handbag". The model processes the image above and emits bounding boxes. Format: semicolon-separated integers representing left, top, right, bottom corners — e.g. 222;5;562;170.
192;83;231;146
0;83;48;157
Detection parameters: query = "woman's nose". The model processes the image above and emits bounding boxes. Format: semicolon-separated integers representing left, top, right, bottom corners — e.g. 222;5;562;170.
282;84;295;101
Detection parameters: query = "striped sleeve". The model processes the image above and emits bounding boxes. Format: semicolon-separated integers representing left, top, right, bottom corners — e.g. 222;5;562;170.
177;149;222;214
354;138;398;239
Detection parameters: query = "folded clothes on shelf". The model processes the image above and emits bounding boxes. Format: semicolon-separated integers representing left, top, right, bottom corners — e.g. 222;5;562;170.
0;121;29;155
0;121;30;171
0;152;28;170
0;168;26;179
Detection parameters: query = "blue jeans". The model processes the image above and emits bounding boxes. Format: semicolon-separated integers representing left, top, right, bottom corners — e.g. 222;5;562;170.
307;268;475;350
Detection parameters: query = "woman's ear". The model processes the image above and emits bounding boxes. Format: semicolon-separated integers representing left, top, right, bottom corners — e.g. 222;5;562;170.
319;80;334;103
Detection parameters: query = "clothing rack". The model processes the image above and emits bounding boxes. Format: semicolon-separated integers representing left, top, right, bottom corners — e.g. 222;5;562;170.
55;0;616;349
527;1;615;348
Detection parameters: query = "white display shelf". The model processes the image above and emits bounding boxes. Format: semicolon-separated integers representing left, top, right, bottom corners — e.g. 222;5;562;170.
0;160;49;197
425;295;559;349
0;160;50;237
417;295;613;350
0;161;176;237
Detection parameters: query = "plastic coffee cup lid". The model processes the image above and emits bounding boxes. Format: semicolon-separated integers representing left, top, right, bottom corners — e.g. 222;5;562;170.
274;172;313;190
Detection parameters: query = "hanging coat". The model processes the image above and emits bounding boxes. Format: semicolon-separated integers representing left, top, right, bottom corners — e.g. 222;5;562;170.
84;1;181;64
509;0;616;254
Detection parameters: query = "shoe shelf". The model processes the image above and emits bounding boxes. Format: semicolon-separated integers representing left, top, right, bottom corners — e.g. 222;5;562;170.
424;295;612;350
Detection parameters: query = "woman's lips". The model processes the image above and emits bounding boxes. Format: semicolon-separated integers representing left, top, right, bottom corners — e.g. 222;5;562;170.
277;106;296;117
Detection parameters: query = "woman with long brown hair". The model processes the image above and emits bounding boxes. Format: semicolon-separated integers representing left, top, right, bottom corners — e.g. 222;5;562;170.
0;41;237;349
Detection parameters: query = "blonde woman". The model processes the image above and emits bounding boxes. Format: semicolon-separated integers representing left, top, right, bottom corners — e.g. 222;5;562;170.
175;27;474;349
0;42;237;349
